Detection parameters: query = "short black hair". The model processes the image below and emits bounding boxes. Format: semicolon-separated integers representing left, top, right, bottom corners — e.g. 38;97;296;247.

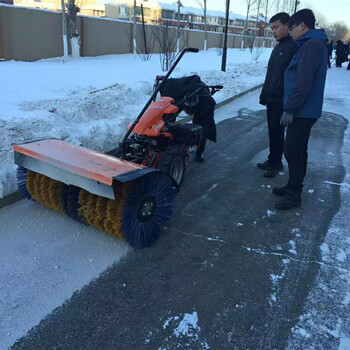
289;9;316;29
269;12;290;25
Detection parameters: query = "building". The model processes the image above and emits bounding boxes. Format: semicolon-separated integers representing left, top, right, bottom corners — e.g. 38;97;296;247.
13;0;106;17
11;0;271;37
105;0;271;37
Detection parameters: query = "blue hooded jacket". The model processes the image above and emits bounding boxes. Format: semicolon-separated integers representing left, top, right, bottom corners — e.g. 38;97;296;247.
284;29;329;119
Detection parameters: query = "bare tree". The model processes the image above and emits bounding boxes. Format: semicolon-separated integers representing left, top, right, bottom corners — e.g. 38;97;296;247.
278;0;296;14
244;0;257;34
196;0;208;50
314;11;328;28
133;0;137;56
75;0;87;9
263;0;269;36
215;32;224;55
66;0;80;57
249;0;267;60
326;21;349;41
274;0;280;13
243;0;258;49
152;20;185;71
176;0;182;52
254;0;262;32
177;0;181;26
136;21;154;61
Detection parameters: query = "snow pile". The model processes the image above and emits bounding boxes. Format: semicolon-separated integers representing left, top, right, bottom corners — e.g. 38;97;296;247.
145;311;210;348
0;48;271;198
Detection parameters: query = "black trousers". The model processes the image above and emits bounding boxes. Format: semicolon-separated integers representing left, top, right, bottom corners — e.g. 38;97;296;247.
266;102;285;164
196;137;207;154
284;118;317;193
336;57;343;67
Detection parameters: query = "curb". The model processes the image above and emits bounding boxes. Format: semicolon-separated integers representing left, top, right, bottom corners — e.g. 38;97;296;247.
215;83;263;109
0;83;263;210
0;190;25;210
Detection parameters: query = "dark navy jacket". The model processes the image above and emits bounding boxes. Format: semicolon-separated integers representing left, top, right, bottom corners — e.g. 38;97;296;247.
260;36;296;105
284;29;329;119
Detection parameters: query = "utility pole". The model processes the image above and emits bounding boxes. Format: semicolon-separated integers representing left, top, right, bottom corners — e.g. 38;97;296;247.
203;0;207;50
60;0;68;60
177;0;181;53
133;0;137;57
221;0;230;71
294;0;300;14
141;4;148;55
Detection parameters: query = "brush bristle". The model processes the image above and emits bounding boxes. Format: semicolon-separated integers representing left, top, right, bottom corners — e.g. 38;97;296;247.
18;168;174;248
16;166;31;199
122;172;175;249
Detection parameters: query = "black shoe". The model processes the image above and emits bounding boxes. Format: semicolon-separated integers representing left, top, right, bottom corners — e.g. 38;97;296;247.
272;186;289;196
257;160;283;171
195;152;205;162
275;193;302;210
263;167;280;178
257;160;270;170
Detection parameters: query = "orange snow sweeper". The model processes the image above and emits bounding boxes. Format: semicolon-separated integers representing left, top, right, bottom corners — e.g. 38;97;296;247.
13;48;222;248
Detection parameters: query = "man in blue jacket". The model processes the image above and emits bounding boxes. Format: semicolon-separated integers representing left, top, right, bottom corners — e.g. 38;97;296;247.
273;9;329;210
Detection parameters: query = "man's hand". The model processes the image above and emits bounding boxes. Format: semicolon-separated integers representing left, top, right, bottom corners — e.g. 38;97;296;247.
280;112;294;127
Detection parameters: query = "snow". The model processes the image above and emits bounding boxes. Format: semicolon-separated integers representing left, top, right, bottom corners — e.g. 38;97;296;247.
0;48;271;199
0;199;131;349
150;311;210;348
288;240;297;255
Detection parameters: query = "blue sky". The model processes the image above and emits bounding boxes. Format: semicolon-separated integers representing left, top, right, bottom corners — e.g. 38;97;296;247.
156;0;350;25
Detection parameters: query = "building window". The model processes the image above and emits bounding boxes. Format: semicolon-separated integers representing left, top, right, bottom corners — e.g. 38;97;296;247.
193;15;202;23
136;6;151;17
143;7;151;16
162;10;173;19
119;6;128;15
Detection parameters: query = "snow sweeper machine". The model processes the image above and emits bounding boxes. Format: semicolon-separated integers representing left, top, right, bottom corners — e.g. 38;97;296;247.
13;48;223;249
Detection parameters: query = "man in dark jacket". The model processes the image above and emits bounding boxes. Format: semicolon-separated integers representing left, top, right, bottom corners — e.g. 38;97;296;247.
335;40;347;68
274;9;328;210
258;12;296;178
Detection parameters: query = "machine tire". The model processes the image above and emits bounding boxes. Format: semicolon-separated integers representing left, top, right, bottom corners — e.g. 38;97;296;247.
158;146;186;187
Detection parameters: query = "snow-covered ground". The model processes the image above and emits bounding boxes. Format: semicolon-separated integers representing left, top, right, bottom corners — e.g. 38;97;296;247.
0;48;271;199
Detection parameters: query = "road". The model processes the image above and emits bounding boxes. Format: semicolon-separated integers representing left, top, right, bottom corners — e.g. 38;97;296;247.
1;90;348;349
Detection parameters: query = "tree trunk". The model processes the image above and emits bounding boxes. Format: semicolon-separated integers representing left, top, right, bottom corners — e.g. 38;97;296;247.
67;0;80;58
133;0;137;56
60;0;68;59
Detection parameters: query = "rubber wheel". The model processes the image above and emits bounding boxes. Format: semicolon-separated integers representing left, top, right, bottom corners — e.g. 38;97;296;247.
157;146;186;187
